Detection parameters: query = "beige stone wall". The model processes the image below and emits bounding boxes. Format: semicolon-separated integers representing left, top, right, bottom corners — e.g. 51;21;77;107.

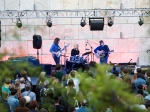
0;0;150;65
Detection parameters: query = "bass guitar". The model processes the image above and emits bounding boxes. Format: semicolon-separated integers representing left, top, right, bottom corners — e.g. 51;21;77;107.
52;43;70;57
95;50;114;59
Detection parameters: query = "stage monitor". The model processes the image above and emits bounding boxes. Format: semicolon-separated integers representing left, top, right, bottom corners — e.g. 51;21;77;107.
89;18;104;31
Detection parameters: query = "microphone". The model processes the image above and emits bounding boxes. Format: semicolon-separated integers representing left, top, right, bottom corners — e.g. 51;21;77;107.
129;59;132;63
86;40;88;46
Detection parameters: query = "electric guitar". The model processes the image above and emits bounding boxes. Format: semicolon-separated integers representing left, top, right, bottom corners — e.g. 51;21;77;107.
53;43;70;57
95;50;114;59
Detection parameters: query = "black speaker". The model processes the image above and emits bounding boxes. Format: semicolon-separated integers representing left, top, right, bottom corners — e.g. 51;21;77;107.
33;35;42;49
41;64;52;76
89;18;104;31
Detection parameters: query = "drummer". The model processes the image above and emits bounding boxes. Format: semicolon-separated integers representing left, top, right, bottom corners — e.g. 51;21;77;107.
71;44;80;56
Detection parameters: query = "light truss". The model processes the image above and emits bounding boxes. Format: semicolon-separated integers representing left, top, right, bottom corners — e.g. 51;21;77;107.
0;9;150;19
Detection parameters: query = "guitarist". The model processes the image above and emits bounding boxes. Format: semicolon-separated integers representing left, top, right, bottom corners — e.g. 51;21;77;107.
50;38;61;64
94;40;110;64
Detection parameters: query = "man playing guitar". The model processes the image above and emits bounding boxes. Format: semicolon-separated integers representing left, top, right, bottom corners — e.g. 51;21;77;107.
94;40;110;64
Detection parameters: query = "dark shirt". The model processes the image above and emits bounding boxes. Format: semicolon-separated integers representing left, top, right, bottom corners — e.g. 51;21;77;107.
71;49;80;56
56;71;64;82
14;106;30;112
94;45;110;57
55;104;65;112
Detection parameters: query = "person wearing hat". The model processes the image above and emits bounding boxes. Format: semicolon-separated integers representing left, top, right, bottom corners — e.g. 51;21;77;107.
94;40;110;64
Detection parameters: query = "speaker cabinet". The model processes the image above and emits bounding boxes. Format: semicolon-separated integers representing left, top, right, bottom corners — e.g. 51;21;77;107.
33;35;42;49
89;18;104;31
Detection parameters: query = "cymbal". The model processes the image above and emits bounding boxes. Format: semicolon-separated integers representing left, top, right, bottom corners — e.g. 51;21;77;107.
82;52;92;56
85;48;90;50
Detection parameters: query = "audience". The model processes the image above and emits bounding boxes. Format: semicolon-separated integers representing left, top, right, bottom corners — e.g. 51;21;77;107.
28;100;39;112
14;97;30;112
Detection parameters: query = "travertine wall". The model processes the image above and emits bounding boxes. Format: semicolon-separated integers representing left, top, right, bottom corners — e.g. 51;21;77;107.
0;0;150;65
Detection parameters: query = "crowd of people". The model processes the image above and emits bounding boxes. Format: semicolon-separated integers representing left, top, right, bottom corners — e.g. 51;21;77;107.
1;62;150;112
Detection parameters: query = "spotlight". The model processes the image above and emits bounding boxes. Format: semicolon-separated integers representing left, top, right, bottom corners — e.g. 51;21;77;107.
138;17;144;26
16;19;22;28
46;19;52;27
80;17;86;27
108;17;113;27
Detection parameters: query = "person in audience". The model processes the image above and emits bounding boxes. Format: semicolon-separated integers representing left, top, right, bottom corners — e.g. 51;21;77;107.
1;92;11;112
54;96;65;112
77;99;92;112
14;97;30;112
24;96;31;109
21;82;36;101
39;108;48;112
2;78;11;94
55;64;65;82
67;88;76;107
28;100;39;112
36;71;46;87
146;69;150;87
20;70;31;82
113;70;122;81
145;100;150;111
62;74;69;87
7;89;19;112
67;70;80;93
66;79;75;93
132;72;146;93
20;77;26;93
14;81;21;98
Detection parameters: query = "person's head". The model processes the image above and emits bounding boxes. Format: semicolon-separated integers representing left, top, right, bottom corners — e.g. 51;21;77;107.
70;70;76;78
120;67;124;72
55;64;61;71
39;108;48;112
19;97;26;107
15;81;20;88
54;96;59;104
5;78;11;85
137;68;142;73
74;44;79;49
20;70;28;81
99;40;104;46
24;96;31;104
81;99;88;106
113;70;119;77
137;72;143;78
145;100;150;110
25;82;31;91
134;94;144;104
20;77;25;84
46;89;54;98
68;106;75;112
54;38;60;44
52;78;59;85
51;72;56;78
38;71;46;82
68;79;74;87
10;88;17;96
30;100;39;110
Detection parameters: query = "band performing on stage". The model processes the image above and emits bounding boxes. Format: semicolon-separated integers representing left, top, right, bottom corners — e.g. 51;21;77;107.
50;38;113;70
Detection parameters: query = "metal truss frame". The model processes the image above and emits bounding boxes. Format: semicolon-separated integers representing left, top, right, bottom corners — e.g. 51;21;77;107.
0;9;150;19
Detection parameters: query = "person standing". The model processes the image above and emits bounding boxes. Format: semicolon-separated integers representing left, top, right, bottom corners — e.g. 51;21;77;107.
94;40;110;64
50;38;61;64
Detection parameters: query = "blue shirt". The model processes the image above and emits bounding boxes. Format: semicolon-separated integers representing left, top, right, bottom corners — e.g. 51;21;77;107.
94;45;110;57
133;78;146;93
77;106;92;112
21;91;36;101
50;43;60;53
7;96;19;112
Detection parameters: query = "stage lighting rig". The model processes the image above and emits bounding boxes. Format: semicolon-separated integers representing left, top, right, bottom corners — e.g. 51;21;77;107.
46;18;52;27
16;18;22;28
80;17;86;27
138;17;144;26
108;17;114;27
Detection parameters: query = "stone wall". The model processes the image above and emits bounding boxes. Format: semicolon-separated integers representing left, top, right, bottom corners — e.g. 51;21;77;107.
0;0;150;65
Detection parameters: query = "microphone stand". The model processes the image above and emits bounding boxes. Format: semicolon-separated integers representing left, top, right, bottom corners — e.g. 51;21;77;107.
86;41;94;62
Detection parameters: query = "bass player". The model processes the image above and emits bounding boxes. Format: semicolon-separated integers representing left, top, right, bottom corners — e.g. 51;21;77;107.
94;40;110;64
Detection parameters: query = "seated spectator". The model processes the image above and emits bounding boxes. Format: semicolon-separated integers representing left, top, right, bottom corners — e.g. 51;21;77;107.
132;73;146;93
7;89;19;112
21;82;36;101
20;77;25;93
55;64;64;82
67;70;80;93
28;100;39;112
77;99;92;112
54;96;65;112
14;97;30;112
2;78;11;94
1;92;11;112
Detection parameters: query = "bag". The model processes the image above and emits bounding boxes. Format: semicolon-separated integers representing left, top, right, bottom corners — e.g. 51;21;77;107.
75;100;79;111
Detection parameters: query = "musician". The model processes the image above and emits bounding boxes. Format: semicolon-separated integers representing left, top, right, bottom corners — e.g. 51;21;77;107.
94;40;110;64
50;38;61;64
71;44;80;56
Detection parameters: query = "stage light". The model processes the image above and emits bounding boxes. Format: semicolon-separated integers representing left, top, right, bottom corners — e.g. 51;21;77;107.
80;17;86;27
16;18;22;28
46;18;52;27
108;17;113;27
138;17;144;26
